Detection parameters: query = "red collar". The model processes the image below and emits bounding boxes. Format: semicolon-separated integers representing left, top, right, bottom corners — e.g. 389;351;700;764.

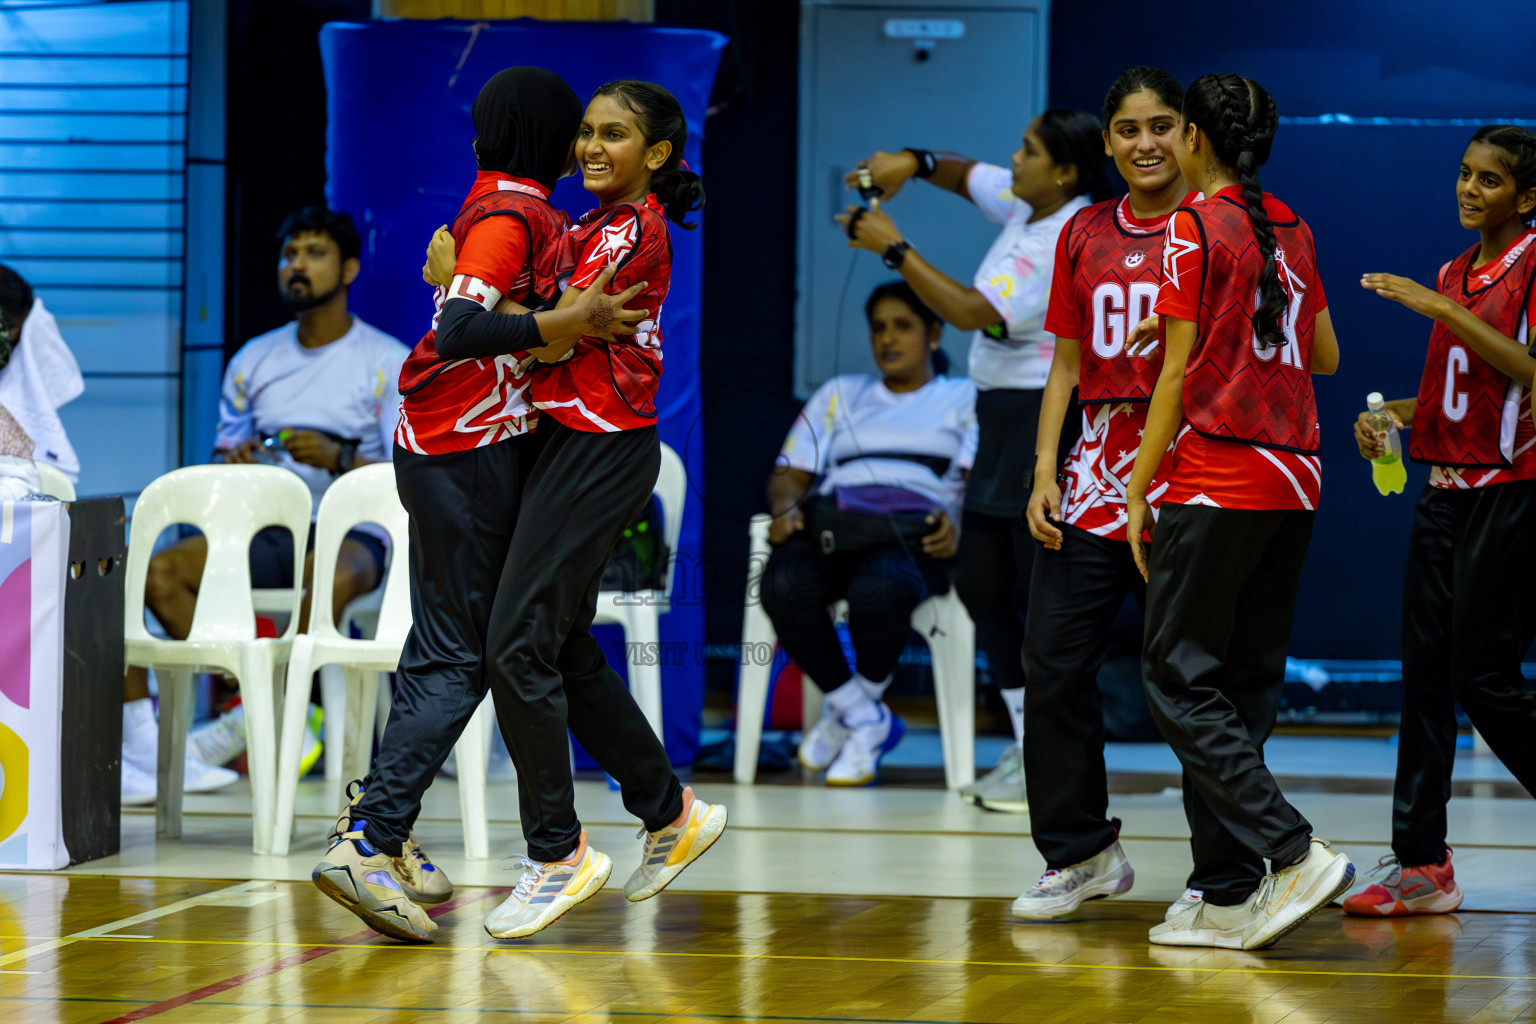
466;171;551;204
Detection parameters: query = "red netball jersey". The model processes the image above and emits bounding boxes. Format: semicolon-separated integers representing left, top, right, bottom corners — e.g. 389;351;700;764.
396;173;573;455
1156;187;1327;510
1410;230;1536;480
530;194;671;432
1045;194;1194;540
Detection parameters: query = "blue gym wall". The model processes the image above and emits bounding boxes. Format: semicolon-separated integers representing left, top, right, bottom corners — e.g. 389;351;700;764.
1049;0;1536;660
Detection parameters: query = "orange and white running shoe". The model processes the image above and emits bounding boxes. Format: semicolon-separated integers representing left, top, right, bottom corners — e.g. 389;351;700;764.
622;786;727;901
1341;849;1463;916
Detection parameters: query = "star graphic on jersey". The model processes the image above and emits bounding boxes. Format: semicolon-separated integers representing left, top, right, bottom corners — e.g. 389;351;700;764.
586;217;638;266
1162;220;1200;292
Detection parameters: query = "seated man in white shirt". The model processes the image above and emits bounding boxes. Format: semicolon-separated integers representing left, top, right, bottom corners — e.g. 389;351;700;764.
122;206;409;804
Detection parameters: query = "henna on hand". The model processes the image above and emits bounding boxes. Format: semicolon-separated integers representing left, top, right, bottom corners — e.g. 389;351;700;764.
585;298;616;333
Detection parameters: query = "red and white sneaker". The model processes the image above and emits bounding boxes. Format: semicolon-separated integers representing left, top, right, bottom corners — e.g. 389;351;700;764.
1341;848;1464;916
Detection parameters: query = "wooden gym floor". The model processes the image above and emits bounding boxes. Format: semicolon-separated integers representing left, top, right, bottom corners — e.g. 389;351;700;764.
3;736;1535;1023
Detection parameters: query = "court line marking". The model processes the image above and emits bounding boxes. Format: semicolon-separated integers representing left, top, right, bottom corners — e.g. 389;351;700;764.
6;932;1533;983
90;887;507;1024
0;879;272;968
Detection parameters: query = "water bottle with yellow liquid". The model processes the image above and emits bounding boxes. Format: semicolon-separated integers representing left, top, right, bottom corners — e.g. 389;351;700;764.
1364;392;1406;495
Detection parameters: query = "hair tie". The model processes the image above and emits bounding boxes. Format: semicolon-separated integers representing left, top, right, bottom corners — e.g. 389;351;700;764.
679;159;690;171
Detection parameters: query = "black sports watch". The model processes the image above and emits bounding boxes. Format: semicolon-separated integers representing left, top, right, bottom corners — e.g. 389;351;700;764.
882;239;912;270
335;440;358;475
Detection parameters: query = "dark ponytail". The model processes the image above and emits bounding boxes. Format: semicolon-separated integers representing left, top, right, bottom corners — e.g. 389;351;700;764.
1472;124;1536;225
1034;108;1114;203
591;79;705;229
1183;74;1284;350
1100;66;1184;128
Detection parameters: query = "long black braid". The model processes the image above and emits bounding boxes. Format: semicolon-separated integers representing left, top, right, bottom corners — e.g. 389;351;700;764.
1184;74;1286;350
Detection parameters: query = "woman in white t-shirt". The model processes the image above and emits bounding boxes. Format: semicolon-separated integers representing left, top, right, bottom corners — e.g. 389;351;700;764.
763;281;977;786
841;111;1109;807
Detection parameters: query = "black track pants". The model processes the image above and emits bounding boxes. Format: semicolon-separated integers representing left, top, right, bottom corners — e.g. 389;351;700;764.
486;420;683;863
1141;503;1315;902
1392;480;1536;866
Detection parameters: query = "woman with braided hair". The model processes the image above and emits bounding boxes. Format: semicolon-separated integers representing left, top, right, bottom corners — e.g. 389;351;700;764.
1122;74;1352;950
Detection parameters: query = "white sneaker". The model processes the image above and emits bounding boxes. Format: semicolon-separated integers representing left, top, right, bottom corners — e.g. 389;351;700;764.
187;705;246;767
1011;841;1135;920
959;743;1022;804
121;752;238;803
798;711;851;772
1240;838;1355;950
1165;887;1204;921
183;756;238;794
971;744;1028;814
1149;897;1248;948
824;705;905;786
622;787;727;901
121;760;156;805
484;831;612;940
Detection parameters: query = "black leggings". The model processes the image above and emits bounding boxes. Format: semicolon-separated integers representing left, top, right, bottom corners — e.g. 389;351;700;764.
1393;480;1536;866
761;533;946;692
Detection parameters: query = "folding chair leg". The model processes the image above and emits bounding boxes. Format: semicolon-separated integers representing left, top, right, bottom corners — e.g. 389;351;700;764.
154;667;195;840
455;699;491;860
239;647;280;855
733;558;779;784
623;604;665;739
319;663;346;784
341;667;377;788
272;637;319;857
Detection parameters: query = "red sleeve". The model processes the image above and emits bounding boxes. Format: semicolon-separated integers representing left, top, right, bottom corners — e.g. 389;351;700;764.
453;215;529;295
571;207;641;290
1154;209;1203;322
1042;216;1081;339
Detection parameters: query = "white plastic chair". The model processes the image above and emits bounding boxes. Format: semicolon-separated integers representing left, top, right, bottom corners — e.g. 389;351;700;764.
591;441;686;740
270;463;495;859
733;513;976;788
123;464;313;853
33;461;74;500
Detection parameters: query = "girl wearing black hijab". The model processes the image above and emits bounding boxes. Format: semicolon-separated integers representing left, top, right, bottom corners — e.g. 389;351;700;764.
313;66;649;945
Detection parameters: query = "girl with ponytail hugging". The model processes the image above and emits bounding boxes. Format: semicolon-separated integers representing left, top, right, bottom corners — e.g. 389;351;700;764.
1123;74;1352;950
316;67;655;945
1347;125;1536;917
430;78;726;942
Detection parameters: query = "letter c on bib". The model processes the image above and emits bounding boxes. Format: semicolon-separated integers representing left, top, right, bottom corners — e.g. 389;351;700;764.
1443;345;1470;422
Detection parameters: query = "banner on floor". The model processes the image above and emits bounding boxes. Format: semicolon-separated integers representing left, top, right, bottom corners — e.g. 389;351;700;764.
0;499;71;870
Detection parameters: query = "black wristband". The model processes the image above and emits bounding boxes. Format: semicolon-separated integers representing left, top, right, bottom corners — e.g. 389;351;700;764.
882;239;912;270
905;148;938;179
845;206;866;240
335;441;357;475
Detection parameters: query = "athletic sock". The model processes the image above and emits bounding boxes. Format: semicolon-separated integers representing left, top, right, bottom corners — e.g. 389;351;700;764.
122;697;157;770
826;677;880;725
853;671;893;704
1000;687;1025;745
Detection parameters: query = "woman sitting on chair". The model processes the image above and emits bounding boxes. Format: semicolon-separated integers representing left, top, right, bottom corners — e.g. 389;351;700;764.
762;281;977;786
